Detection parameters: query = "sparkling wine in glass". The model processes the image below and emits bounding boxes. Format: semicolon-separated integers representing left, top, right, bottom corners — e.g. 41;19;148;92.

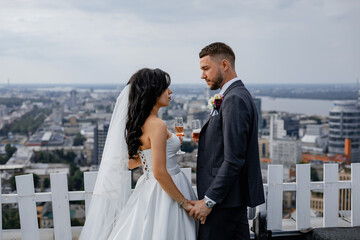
191;119;201;143
175;117;185;154
191;119;201;157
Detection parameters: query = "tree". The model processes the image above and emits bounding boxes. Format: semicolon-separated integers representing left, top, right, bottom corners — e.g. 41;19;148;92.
71;218;83;226
65;151;77;163
73;133;86;146
33;174;40;188
43;177;50;189
9;175;16;191
0;155;8;164
5;144;17;159
2;206;20;229
72;170;84;191
311;167;320;181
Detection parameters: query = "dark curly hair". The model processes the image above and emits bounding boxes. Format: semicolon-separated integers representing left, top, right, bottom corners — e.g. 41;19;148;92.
126;68;171;159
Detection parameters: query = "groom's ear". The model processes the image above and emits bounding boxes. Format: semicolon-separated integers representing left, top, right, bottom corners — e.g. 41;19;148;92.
221;59;231;72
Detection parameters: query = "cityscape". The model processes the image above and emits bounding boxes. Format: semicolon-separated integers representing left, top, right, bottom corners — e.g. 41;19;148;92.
0;82;359;232
0;0;359;238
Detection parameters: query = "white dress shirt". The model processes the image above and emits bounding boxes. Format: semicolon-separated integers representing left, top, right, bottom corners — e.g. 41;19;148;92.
219;77;240;95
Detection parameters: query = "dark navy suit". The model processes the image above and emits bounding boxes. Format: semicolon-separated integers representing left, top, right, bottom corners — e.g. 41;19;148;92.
197;80;265;240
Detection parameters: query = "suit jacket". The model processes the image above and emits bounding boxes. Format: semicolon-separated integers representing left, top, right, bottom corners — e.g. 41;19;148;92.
197;80;265;208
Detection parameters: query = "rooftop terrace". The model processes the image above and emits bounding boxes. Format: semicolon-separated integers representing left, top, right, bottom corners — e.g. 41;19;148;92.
1;163;360;239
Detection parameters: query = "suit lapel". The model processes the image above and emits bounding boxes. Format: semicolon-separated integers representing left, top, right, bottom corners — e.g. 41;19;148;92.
200;80;243;135
201;116;210;134
222;80;244;97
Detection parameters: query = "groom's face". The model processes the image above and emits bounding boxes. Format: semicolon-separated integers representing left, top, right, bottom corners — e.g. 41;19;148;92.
200;55;224;90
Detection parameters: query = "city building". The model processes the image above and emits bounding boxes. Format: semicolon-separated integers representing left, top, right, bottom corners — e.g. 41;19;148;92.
26;130;65;147
329;100;360;163
301;124;328;154
6;146;34;166
63;116;80;135
70;89;77;107
24;163;70;189
269;114;302;165
258;138;270;159
270;139;302;165
93;122;109;165
310;166;351;216
339;166;351;211
0;105;8;118
270;114;300;139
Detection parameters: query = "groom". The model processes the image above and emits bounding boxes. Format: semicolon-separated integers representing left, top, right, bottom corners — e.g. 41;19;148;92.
189;42;265;240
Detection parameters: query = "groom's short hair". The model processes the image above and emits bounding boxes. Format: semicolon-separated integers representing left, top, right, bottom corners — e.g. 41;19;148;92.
199;42;235;68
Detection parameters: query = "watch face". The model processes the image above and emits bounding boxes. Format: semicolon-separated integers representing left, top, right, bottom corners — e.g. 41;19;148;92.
206;201;214;208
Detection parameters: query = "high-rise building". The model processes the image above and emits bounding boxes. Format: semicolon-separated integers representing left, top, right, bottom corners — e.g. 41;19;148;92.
269;114;302;165
269;114;299;139
70;89;77;107
282;116;300;138
329;100;360;163
270;115;287;139
270;139;302;165
93;123;109;165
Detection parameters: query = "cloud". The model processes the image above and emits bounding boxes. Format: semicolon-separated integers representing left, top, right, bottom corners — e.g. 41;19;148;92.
0;0;359;84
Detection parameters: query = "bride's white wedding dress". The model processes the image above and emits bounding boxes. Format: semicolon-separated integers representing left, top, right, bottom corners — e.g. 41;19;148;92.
107;133;197;240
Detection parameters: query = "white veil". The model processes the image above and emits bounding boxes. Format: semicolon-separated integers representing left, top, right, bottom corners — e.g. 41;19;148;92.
79;85;131;240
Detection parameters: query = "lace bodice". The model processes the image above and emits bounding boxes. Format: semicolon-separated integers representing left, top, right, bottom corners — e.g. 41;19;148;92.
139;133;181;179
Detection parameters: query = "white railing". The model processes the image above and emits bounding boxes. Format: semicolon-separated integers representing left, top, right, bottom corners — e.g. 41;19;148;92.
263;163;360;231
1;164;359;239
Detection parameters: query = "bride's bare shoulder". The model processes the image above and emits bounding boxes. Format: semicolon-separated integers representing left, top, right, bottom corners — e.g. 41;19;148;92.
144;116;166;131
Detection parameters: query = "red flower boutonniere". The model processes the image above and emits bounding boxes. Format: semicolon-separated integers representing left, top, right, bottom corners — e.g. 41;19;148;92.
208;94;224;110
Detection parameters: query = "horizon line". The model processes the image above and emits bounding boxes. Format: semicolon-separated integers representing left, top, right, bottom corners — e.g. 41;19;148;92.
0;82;358;86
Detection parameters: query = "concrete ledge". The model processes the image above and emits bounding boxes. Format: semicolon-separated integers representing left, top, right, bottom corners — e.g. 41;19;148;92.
2;227;82;240
309;227;360;240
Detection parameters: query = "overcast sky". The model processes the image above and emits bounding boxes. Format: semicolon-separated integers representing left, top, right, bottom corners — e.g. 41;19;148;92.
0;0;359;85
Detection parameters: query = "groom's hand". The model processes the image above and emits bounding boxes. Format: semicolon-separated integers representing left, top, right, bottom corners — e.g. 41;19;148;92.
188;200;211;224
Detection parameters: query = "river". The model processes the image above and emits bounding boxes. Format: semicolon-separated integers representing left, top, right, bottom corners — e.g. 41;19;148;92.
259;97;338;116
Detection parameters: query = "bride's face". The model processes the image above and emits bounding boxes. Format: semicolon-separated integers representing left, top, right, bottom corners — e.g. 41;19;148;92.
157;87;173;107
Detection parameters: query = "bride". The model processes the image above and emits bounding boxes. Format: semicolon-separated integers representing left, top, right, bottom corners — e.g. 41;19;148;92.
79;68;197;240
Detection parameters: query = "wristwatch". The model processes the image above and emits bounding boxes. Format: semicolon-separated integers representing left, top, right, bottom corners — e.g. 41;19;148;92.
203;198;215;209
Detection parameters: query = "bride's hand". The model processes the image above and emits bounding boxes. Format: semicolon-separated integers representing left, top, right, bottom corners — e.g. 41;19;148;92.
182;199;194;212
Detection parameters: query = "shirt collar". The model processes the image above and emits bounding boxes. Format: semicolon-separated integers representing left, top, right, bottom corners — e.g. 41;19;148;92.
219;77;240;95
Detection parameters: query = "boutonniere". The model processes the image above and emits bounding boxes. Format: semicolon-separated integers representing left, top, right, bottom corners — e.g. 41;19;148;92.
208;94;224;110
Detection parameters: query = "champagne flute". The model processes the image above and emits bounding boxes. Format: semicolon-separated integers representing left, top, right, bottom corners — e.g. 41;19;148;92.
175;117;185;154
191;119;201;143
191;119;201;157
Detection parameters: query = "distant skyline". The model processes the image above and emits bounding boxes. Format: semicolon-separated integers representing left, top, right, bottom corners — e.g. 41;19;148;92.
0;0;359;85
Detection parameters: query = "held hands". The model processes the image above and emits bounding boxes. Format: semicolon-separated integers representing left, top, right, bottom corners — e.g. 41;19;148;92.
188;200;211;224
181;199;194;212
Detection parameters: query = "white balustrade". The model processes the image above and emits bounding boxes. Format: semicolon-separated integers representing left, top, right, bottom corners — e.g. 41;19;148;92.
16;174;40;240
323;164;338;227
83;171;98;216
50;173;72;240
267;165;283;231
0;165;359;239
352;163;360;226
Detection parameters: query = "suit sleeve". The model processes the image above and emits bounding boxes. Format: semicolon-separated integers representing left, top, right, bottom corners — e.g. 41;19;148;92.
205;94;250;204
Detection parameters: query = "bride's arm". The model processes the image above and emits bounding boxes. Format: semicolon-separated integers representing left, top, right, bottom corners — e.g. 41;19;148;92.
149;119;193;211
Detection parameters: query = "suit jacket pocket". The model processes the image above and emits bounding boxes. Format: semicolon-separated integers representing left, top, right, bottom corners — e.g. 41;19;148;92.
212;167;220;176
